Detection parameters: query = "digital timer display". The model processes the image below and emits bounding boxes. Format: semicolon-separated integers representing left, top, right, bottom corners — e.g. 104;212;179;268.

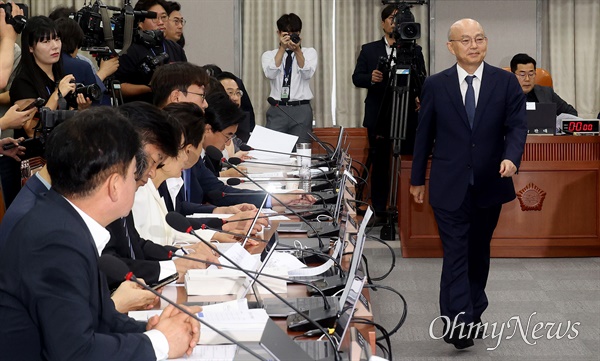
561;120;599;135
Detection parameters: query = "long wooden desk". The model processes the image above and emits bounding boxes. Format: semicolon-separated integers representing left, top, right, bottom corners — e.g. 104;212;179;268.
399;135;600;257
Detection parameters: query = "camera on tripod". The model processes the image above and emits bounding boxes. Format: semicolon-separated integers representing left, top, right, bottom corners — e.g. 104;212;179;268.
74;0;158;50
382;0;425;41
0;2;28;34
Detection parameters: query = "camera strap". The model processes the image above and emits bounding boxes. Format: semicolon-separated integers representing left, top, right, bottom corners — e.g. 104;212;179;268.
99;2;116;54
120;3;135;55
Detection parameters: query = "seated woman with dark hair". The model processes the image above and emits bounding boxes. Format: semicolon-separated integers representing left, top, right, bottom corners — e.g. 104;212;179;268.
4;16;85;208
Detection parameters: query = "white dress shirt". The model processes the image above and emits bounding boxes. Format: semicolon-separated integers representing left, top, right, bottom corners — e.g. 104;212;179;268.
456;62;484;106
261;47;318;101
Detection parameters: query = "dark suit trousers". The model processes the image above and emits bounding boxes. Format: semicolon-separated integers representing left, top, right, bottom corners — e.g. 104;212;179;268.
432;187;501;324
367;131;391;214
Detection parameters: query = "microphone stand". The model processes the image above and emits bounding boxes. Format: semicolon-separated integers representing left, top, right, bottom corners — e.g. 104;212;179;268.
221;158;327;249
99;255;267;361
166;214;341;361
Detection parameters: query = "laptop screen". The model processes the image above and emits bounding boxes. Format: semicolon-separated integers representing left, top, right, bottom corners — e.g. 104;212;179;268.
334;270;366;351
526;102;556;135
241;194;268;247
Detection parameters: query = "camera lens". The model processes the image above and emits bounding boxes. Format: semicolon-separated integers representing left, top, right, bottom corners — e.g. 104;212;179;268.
290;33;300;44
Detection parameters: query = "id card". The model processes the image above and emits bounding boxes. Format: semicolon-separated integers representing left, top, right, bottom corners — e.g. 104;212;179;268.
281;86;290;99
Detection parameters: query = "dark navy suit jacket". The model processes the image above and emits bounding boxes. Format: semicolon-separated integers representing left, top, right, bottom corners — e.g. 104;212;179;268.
0;190;154;360
189;156;266;207
411;63;527;211
0;175;48;248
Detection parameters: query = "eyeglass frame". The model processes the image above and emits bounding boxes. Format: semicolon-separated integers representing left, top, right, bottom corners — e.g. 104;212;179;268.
226;90;244;98
169;17;186;27
448;36;487;47
150;14;169;24
220;132;237;143
184;90;206;101
515;71;536;79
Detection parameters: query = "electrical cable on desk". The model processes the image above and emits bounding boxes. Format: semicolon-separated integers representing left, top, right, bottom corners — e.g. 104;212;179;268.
351;158;369;184
315;214;333;222
363;284;407;339
365;235;396;281
351;317;391;361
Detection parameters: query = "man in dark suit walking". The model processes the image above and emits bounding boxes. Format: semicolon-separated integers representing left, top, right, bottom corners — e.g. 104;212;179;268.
353;4;426;222
410;19;527;349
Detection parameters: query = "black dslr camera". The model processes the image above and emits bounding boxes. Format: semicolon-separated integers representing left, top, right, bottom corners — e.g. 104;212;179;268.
289;33;301;44
138;52;169;75
64;81;103;108
0;2;28;34
377;56;390;73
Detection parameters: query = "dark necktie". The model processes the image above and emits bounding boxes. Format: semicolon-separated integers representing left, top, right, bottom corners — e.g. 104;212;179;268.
282;50;293;99
123;217;135;260
465;75;476;128
182;168;191;202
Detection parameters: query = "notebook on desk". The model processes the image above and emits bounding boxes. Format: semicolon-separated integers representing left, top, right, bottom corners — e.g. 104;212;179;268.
526;102;556;135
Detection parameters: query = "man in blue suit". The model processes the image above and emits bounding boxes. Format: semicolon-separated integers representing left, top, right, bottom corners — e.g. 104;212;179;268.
410;19;527;349
0;107;199;360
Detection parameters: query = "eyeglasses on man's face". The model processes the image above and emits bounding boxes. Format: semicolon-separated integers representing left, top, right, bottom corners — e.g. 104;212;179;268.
227;90;244;98
221;132;237;143
449;36;487;47
185;90;206;101
169;18;186;27
151;14;169;24
515;71;536;79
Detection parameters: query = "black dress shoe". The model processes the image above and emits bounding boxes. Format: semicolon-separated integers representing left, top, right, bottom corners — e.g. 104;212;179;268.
442;321;475;349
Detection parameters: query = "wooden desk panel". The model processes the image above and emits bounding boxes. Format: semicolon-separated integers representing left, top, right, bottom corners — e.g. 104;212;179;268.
312;127;368;166
399;136;600;257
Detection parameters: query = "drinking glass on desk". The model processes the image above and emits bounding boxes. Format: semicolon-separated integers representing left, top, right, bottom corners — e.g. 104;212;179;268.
296;143;311;192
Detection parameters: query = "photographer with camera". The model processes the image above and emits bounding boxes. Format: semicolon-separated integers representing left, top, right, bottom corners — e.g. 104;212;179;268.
352;4;426;224
115;0;187;103
3;16;86;208
261;13;317;143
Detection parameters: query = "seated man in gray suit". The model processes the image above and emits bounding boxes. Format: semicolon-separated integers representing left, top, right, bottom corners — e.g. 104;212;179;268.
510;53;577;116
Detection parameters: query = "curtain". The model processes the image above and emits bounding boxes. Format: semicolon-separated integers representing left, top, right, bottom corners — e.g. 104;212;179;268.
241;0;333;127
545;0;599;118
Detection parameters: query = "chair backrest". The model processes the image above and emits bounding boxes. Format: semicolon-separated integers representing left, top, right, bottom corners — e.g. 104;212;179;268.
503;67;554;88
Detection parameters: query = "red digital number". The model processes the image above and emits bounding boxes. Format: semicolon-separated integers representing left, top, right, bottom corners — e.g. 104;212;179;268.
568;122;576;132
583;124;591;131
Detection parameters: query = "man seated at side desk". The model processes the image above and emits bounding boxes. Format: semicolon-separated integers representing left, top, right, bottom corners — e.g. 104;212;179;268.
510;53;578;116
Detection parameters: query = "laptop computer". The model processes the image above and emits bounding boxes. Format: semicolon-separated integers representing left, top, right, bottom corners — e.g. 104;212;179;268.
241;194;268;247
526;102;556;135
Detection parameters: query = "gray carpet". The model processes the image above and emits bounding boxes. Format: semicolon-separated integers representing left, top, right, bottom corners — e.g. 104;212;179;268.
362;228;600;361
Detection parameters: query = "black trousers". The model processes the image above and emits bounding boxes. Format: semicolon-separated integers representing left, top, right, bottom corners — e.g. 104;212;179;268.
432;187;502;324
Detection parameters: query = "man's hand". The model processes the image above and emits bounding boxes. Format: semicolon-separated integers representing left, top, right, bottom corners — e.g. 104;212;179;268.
96;56;119;81
0;104;37;130
213;203;257;214
409;185;425;204
153;304;200;358
0;137;24;161
220;166;247;177
223;210;268;234
75;93;92;110
0;3;21;43
111;279;159;313
174;243;221;274
499;159;517;177
274;190;316;206
371;69;383;83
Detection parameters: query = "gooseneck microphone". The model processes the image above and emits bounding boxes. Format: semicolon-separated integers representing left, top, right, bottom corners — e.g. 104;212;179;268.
239;144;328;160
165;212;342;360
226;178;331;187
98;254;267;361
267;97;335;155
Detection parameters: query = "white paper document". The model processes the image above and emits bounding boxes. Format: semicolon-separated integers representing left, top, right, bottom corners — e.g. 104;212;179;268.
247;126;298;160
287;240;344;277
170;345;238;361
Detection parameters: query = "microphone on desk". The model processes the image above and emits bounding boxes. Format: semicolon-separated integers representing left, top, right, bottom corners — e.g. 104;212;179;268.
207;189;328;207
267;97;335;156
226;177;332;187
165;212;343;349
97;254;268;361
207;147;328;249
238;144;329;161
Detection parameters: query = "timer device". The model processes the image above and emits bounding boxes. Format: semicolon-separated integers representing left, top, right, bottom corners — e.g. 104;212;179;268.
561;119;599;135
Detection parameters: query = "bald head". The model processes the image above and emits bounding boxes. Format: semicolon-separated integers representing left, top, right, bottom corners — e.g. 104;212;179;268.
447;18;484;41
446;18;488;73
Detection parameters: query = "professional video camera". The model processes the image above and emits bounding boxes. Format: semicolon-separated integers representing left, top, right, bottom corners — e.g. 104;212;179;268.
74;0;157;51
20;107;77;160
0;2;28;34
